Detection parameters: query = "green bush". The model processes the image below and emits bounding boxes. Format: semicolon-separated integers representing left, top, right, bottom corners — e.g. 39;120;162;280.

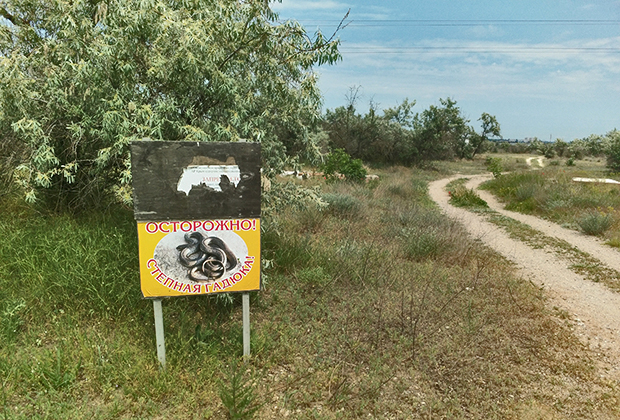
485;157;503;178
1;0;341;211
321;149;367;183
606;130;620;172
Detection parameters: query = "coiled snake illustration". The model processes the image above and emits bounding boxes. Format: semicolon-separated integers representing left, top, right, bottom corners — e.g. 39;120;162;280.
176;232;238;282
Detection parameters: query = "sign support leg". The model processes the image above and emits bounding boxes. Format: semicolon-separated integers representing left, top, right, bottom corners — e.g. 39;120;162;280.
153;298;166;370
242;293;250;359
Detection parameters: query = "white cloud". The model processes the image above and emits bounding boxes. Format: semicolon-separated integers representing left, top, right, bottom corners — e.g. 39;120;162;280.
337;37;620;71
313;36;620;139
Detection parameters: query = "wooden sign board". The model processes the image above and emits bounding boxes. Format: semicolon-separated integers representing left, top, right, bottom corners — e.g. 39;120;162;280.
130;141;261;221
130;141;261;298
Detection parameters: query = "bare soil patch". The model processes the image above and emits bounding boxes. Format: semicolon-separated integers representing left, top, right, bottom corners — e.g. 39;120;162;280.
430;175;620;380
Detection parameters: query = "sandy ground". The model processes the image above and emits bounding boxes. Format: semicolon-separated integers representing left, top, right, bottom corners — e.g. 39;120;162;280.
429;174;620;380
526;156;545;167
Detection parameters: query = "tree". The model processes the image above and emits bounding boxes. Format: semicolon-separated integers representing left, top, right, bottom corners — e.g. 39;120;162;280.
323;98;417;165
413;98;469;161
553;138;569;157
323;96;500;165
0;0;343;209
467;112;501;159
605;129;620;172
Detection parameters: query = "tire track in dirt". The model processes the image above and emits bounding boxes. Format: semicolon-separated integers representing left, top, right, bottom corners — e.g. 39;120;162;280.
429;175;620;379
467;174;620;275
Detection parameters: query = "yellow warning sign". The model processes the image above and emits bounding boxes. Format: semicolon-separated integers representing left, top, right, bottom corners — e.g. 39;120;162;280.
137;219;260;297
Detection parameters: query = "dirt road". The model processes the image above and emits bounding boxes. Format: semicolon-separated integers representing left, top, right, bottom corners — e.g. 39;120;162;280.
429;174;620;379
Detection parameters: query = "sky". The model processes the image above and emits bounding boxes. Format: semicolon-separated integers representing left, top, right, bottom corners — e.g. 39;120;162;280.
271;0;620;141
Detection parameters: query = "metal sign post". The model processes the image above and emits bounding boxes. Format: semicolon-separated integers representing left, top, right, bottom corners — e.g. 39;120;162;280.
242;293;250;359
153;299;166;370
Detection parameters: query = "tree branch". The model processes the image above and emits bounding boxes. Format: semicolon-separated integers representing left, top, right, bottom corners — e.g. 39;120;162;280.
0;6;28;26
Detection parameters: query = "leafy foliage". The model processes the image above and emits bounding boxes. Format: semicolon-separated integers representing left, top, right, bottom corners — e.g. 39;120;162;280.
321;148;367;183
486;156;503;178
606;129;620;172
323;96;500;165
0;0;342;210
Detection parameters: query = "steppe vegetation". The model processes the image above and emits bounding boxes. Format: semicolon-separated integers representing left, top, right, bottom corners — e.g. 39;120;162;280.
481;159;620;246
2;164;620;419
2;1;620;418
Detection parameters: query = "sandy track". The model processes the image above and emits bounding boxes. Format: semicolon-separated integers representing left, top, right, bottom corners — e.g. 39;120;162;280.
429;175;620;379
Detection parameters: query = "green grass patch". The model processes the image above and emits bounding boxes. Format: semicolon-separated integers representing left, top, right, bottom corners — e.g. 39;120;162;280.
481;166;620;243
446;179;489;209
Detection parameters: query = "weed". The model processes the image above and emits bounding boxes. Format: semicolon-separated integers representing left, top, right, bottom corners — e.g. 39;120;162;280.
400;209;462;261
514;183;537;202
403;227;446;260
37;347;82;391
219;359;261;420
0;299;25;343
262;230;314;273
294;204;326;233
295;266;331;288
606;237;620;249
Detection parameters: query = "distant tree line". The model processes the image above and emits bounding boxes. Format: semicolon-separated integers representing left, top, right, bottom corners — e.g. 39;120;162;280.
319;92;620;173
321;96;501;166
488;131;620;170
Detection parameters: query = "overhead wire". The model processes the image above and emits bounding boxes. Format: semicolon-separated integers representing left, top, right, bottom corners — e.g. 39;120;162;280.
338;46;620;54
288;19;620;27
283;19;620;55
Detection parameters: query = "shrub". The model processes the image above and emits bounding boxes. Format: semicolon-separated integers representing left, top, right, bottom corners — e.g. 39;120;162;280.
514;184;538;202
322;193;363;218
321;149;367;183
578;211;613;236
606;130;620;172
485;157;503;178
1;0;341;211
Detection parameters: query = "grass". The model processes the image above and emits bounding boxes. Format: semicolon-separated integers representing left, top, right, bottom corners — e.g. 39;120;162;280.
446;178;489;209
481;165;620;243
486;213;620;291
1;166;619;419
